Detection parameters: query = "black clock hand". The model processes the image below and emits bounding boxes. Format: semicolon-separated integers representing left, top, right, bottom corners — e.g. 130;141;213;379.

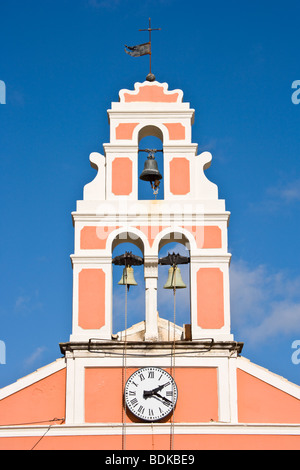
151;393;172;407
153;392;173;405
143;383;170;398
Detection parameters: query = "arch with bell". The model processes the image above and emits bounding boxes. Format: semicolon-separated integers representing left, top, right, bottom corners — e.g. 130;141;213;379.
137;125;165;200
110;226;195;342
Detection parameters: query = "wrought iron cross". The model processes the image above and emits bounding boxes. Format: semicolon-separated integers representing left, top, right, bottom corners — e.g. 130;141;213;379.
139;18;161;77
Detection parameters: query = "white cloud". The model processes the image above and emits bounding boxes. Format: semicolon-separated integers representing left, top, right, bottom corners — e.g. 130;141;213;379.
14;290;43;314
15;295;31;310
246;300;300;343
23;347;47;369
267;179;300;203
230;259;300;345
249;178;300;214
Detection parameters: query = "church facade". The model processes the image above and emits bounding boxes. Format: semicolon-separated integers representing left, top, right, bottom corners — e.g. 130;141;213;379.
0;80;299;450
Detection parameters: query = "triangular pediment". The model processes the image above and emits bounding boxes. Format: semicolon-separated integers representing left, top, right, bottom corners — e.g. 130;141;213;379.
116;314;184;342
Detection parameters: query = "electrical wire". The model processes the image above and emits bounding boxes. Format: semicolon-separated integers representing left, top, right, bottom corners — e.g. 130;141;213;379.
169;268;177;451
0;417;64;427
31;424;53;450
87;347;215;358
0;418;64;451
87;338;216;357
121;272;128;451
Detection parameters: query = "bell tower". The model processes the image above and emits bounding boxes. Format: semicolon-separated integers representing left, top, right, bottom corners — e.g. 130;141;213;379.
1;77;299;451
70;79;233;344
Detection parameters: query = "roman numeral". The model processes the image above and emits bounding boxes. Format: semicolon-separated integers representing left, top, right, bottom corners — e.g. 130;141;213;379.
138;405;145;414
139;373;145;381
148;371;154;379
148;409;154;417
130;398;138;407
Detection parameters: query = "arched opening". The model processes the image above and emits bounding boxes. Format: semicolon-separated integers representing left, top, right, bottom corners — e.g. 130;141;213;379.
157;237;191;334
112;234;145;336
138;126;164;200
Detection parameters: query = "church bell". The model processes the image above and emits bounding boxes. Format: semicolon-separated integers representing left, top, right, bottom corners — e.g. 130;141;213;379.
118;266;138;287
139;154;162;183
163;266;187;289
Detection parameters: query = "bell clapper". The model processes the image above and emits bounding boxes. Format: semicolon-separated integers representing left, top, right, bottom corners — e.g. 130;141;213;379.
150;179;160;199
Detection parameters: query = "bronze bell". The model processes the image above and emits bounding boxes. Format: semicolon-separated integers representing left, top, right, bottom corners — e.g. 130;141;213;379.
163;266;187;289
139;154;162;183
118;266;138;287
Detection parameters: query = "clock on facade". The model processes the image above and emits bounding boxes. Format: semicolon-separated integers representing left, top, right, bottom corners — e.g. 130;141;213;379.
124;367;178;422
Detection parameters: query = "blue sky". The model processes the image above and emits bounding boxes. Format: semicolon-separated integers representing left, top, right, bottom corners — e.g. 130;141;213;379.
0;0;300;388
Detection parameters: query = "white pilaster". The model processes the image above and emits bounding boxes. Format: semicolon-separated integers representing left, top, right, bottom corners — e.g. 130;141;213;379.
144;256;159;341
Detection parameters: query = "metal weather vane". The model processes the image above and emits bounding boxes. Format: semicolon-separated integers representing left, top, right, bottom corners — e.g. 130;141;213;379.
124;18;161;81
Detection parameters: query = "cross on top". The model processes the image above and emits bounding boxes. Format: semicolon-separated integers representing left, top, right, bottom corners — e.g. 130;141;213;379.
124;18;161;81
139;18;161;80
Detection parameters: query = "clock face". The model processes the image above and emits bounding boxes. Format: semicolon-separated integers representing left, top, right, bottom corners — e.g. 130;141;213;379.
124;367;178;422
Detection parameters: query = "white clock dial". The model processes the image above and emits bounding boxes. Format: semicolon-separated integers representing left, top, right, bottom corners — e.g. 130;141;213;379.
124;367;178;422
